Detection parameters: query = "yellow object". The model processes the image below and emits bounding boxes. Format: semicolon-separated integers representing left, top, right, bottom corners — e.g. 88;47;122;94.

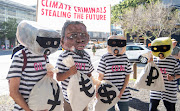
151;37;173;58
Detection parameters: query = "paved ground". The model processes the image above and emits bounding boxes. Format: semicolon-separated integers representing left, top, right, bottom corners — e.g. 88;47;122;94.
0;49;180;111
0;49;12;55
1;81;180;111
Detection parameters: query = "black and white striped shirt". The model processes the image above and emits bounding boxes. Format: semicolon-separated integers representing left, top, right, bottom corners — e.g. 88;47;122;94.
7;48;48;111
56;50;94;102
150;55;180;103
97;53;132;102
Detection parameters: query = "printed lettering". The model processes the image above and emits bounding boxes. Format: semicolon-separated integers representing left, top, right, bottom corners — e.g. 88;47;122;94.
79;74;95;97
103;7;106;13
47;82;61;110
145;67;159;86
34;63;38;71
41;0;71;11
75;62;86;70
74;13;84;19
41;0;45;7
58;3;63;9
41;9;71;18
86;14;106;20
74;6;106;13
115;65;119;71
111;65;125;72
160;68;166;74
41;9;44;15
98;84;116;104
34;62;43;71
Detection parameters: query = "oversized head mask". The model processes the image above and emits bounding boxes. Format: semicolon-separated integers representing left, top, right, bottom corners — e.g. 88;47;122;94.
61;21;89;56
151;37;173;58
107;36;126;56
16;20;60;55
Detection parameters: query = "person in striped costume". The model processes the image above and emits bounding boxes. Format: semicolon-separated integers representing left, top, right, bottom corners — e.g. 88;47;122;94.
97;35;132;111
56;21;94;111
7;20;60;111
149;37;180;111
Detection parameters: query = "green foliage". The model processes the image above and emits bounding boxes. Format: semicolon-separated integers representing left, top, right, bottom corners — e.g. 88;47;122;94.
119;1;179;40
111;0;160;24
0;18;18;40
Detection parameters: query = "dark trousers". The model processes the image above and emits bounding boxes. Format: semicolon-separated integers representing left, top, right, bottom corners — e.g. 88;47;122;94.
149;99;175;111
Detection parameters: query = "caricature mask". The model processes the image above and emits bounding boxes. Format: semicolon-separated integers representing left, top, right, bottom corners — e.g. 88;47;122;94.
151;37;172;58
61;21;89;56
107;36;126;56
16;20;60;55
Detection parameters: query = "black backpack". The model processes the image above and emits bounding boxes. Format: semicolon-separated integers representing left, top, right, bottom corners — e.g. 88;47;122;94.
11;45;47;71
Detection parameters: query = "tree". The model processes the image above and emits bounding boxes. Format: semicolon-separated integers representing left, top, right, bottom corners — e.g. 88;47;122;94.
116;1;179;42
111;0;159;24
0;18;18;47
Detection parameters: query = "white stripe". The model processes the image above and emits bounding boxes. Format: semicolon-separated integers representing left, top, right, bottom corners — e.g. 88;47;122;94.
7;48;47;110
56;51;94;102
97;53;132;101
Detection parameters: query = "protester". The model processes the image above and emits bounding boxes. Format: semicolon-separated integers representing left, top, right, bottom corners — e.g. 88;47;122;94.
1;44;5;50
92;44;96;56
171;39;180;60
6;20;60;111
96;35;132;111
11;44;13;49
171;38;180;92
149;37;180;111
56;21;94;111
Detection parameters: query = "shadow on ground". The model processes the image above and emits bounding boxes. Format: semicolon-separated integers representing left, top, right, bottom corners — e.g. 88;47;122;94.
129;98;149;111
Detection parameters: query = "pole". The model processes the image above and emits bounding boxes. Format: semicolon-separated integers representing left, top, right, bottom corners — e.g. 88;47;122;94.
133;62;137;79
110;4;111;36
36;0;39;22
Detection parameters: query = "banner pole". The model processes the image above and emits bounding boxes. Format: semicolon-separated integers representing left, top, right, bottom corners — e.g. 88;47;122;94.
110;4;111;36
36;0;39;22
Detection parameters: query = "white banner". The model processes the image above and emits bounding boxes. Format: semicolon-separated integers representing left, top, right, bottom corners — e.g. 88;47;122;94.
37;0;111;32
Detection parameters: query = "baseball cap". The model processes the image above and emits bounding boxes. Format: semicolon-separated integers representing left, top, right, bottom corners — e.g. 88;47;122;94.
171;38;177;43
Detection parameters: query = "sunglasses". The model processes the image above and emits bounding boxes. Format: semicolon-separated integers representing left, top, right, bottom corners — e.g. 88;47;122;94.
67;32;88;39
150;45;171;52
108;39;126;47
36;36;60;48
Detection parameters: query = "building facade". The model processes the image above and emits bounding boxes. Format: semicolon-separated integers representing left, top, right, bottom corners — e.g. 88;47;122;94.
0;0;36;49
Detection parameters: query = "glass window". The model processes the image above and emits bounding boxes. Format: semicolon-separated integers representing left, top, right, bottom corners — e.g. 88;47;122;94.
126;46;144;50
0;16;5;22
132;46;144;50
126;46;133;50
7;8;16;16
0;7;5;14
93;32;99;37
16;10;26;18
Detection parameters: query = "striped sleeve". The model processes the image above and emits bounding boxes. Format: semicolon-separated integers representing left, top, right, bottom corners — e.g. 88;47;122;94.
126;57;132;75
175;61;180;75
56;54;69;73
97;56;106;74
7;54;23;79
88;58;94;74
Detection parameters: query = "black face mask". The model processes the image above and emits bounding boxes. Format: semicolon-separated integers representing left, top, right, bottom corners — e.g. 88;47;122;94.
108;39;126;47
36;36;60;48
151;45;171;52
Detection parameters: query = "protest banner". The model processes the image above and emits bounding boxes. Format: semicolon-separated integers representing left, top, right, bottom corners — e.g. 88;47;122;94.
37;0;111;32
